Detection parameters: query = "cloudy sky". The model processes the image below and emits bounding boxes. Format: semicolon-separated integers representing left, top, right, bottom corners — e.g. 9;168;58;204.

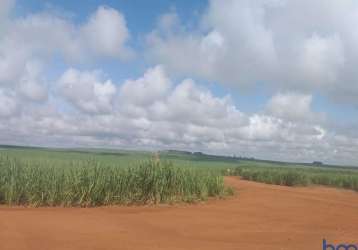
1;0;358;165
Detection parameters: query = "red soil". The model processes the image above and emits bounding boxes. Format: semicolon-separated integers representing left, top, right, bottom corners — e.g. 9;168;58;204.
0;177;357;250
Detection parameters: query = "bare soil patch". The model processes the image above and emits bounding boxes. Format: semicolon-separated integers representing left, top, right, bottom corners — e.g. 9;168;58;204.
1;177;357;250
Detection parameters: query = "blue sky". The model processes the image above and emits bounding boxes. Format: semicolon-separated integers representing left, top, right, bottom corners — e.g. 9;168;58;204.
15;0;207;28
14;0;207;54
13;1;205;87
12;0;263;113
1;0;358;165
12;0;280;114
13;0;357;118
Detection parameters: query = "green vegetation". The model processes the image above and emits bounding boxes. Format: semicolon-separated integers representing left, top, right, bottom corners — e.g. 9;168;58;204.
230;166;358;191
0;156;230;207
0;145;152;167
0;145;357;207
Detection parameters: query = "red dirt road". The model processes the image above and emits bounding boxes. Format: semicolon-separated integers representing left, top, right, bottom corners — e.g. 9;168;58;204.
1;177;357;250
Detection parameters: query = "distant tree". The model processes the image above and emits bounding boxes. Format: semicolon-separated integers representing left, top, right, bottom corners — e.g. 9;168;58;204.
312;161;323;166
167;150;192;155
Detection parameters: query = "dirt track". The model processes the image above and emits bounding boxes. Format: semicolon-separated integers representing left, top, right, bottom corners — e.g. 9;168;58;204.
1;177;357;250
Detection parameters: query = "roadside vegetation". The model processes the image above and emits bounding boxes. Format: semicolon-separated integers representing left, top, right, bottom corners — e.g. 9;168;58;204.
1;146;357;207
0;156;231;207
228;166;358;191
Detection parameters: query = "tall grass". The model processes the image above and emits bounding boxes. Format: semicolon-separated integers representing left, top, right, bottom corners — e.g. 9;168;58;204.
0;157;230;207
228;166;358;191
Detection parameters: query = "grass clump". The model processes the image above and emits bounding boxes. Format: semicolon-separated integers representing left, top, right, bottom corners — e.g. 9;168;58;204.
0;156;230;207
237;167;309;186
227;165;358;191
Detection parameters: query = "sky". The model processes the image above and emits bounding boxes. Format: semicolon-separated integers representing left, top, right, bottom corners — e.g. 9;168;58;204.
1;0;358;165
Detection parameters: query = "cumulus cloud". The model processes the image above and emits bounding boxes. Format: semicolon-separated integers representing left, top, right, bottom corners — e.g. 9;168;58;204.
0;0;14;31
147;0;358;104
298;34;345;86
2;1;358;166
18;61;47;102
266;92;318;122
0;0;14;17
147;0;277;86
0;5;132;86
0;60;47;118
0;89;18;118
81;6;132;59
2;64;356;164
119;65;171;107
58;68;116;114
0;3;131;118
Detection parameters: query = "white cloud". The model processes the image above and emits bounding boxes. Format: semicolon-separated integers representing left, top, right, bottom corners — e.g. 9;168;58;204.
119;65;171;107
58;68;116;114
266;92;315;122
82;6;132;59
0;89;18;118
299;34;345;86
0;4;131;116
1;65;358;164
240;115;281;141
157;12;181;32
0;0;14;31
18;61;47;102
147;0;358;104
1;1;358;166
147;0;277;86
0;0;14;17
161;79;246;128
0;5;132;86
